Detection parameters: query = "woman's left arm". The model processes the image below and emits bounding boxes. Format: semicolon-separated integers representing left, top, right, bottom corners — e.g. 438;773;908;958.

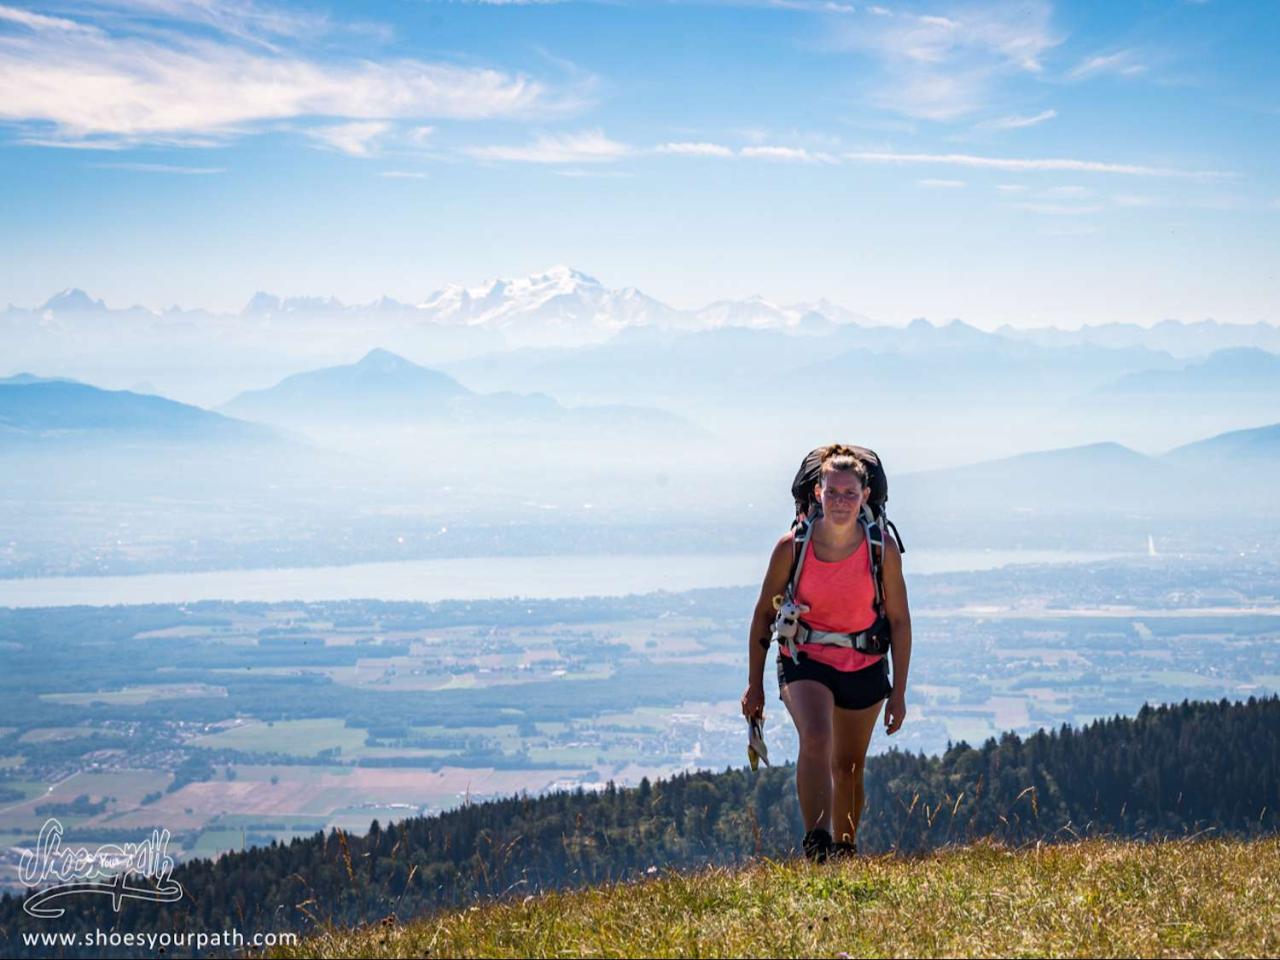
881;537;911;735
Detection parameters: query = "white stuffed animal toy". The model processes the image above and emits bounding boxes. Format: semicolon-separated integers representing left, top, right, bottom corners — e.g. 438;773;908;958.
771;597;810;659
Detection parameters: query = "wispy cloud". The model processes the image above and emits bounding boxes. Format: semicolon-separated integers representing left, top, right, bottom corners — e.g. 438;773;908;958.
1067;49;1147;81
918;178;965;188
0;3;553;147
305;121;391;157
740;145;835;162
843;150;1229;179
1044;185;1091;198
996;183;1027;192
979;108;1057;130
655;141;734;157
828;0;1062;121
466;130;630;163
0;4;97;33
91;161;226;174
379;170;430;179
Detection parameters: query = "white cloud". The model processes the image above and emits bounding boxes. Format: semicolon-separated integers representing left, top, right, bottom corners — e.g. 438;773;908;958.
380;170;430;179
830;0;1061;120
306;121;390;157
1067;50;1147;81
918;178;965;188
979;108;1056;129
0;4;97;33
466;130;630;164
53;0;332;41
655;141;734;157
91;161;225;173
0;4;551;147
740;145;834;162
843;150;1229;179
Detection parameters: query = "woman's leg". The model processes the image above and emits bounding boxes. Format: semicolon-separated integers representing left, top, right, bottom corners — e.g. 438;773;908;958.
781;678;835;834
831;699;884;844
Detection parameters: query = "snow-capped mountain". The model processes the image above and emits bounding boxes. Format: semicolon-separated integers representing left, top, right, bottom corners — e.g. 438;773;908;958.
6;269;871;347
241;292;355;318
694;295;857;331
413;265;691;344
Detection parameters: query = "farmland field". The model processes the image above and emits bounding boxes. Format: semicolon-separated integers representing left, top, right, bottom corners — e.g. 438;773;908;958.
2;555;1279;883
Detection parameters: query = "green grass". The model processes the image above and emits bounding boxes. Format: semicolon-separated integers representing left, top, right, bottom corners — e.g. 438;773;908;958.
266;838;1280;959
191;719;368;757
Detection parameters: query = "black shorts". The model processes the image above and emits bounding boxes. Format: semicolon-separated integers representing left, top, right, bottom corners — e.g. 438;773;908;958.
777;652;892;711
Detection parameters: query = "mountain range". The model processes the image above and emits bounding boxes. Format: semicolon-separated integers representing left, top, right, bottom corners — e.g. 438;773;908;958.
0;376;276;445
218;348;693;436
6;355;1276;514
895;423;1280;522
8;266;1277;353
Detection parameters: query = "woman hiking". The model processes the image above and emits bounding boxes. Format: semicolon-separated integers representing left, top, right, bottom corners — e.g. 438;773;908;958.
741;444;912;861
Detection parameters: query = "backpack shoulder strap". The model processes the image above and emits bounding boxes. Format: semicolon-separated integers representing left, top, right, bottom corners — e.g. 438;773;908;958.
785;510;816;601
860;505;887;615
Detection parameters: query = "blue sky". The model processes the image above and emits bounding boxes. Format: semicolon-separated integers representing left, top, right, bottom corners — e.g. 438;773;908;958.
0;0;1276;327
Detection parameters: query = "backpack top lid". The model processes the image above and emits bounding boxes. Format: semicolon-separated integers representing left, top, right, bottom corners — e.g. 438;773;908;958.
791;445;888;516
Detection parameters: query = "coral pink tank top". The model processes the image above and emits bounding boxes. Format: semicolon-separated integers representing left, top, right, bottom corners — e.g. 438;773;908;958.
783;534;882;673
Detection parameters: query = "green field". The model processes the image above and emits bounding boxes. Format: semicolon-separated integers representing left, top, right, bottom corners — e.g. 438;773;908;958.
42;683;228;706
17;726;97;743
192;719;369;757
271;839;1280;959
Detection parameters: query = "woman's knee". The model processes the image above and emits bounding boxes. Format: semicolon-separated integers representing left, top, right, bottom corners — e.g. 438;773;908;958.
797;724;833;758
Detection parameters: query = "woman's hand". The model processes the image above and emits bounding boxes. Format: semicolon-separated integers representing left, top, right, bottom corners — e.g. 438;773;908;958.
741;682;765;720
884;690;907;735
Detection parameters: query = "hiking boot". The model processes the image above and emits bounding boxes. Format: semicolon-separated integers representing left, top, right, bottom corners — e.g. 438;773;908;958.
832;840;858;859
802;828;833;863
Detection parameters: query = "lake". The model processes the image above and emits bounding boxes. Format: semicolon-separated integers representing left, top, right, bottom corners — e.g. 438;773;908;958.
0;549;1128;608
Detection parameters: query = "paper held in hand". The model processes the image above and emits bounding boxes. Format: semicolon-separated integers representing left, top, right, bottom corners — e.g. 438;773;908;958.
746;715;769;770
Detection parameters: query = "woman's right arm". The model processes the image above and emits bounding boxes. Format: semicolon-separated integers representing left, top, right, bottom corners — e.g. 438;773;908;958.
742;532;796;719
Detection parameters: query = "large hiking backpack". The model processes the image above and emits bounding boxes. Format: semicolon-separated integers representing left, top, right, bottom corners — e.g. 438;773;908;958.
788;444;904;553
769;445;906;659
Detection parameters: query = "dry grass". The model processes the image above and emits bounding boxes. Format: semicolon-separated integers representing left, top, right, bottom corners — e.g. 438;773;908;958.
266;837;1280;958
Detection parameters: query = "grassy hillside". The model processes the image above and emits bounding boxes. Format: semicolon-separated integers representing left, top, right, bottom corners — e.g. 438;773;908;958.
270;837;1280;959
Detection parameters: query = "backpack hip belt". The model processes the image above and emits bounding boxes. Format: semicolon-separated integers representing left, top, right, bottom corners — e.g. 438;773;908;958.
794;615;891;656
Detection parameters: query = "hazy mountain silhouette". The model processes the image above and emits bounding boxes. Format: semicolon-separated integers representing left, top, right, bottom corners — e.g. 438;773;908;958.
1095;348;1280;396
0;378;277;444
1165;422;1280;464
220;348;472;423
219;348;693;434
